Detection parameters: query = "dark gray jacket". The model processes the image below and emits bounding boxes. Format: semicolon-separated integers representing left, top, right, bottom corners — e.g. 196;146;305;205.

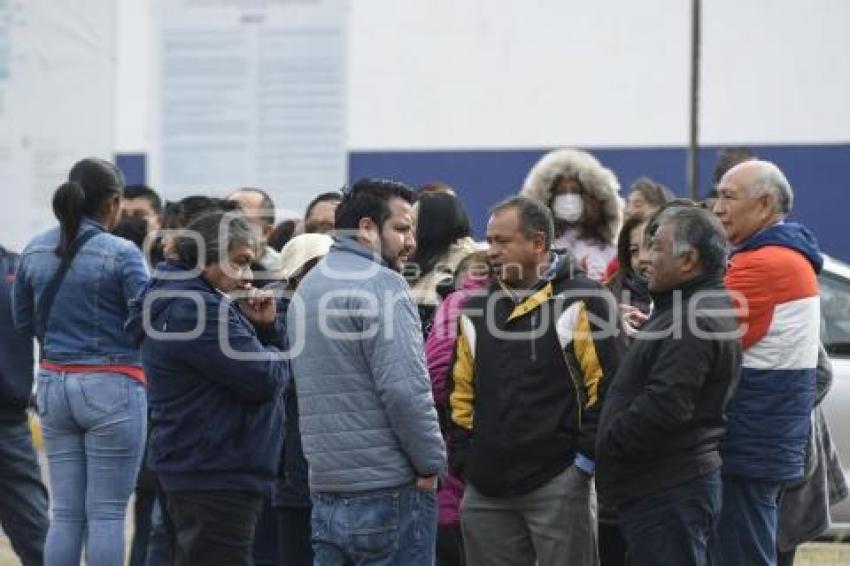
287;237;446;493
778;344;849;550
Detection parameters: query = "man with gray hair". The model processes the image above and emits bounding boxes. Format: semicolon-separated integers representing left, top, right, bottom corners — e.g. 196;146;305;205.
127;211;289;564
596;204;741;565
711;160;823;565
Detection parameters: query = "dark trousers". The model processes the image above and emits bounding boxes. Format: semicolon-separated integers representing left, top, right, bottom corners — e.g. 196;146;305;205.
598;523;627;566
129;486;156;566
145;492;176;566
277;506;313;566
709;475;783;566
167;490;264;566
0;420;50;566
253;497;280;566
619;470;721;566
436;524;465;566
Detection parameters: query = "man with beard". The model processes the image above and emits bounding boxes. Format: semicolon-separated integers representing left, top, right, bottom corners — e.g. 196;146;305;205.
287;178;446;566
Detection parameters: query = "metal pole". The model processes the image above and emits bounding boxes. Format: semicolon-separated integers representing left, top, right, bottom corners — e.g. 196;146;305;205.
688;0;701;201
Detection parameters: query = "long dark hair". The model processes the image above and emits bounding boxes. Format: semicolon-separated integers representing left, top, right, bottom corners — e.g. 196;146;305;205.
607;215;647;300
52;158;124;261
548;174;607;244
409;192;472;278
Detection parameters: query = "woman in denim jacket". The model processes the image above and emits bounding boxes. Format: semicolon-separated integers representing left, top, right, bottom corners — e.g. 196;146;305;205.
14;158;149;566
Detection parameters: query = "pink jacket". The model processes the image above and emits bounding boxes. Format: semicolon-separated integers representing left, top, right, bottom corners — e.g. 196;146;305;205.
424;275;489;526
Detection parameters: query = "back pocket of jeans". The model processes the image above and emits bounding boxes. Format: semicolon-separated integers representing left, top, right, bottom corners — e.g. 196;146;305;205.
347;492;400;560
79;374;130;414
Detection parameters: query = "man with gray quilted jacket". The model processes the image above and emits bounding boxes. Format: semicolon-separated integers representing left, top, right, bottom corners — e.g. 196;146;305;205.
287;178;446;566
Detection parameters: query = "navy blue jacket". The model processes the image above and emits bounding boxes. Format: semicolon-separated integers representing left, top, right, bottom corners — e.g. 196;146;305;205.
0;246;35;424
127;261;288;494
272;297;310;508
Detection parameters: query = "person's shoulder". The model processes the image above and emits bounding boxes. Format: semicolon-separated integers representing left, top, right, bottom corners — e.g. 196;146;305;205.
97;231;144;257
21;227;59;252
730;245;814;279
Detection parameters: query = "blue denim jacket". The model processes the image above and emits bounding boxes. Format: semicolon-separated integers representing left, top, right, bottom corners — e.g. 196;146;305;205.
13;217;149;365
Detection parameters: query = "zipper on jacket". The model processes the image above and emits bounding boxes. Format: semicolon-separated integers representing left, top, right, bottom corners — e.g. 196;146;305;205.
530;312;538;361
561;349;583;428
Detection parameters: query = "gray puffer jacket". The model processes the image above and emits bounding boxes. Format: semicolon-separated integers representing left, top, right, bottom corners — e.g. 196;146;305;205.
287;237;446;493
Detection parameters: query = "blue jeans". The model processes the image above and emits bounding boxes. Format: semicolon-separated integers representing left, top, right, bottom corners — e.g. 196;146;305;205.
619;470;721;566
0;420;50;566
36;370;147;566
708;475;783;566
311;484;438;566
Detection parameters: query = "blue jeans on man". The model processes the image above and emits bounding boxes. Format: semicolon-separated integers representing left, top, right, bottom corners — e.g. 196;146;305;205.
708;475;784;566
618;470;721;566
0;419;49;566
311;484;437;566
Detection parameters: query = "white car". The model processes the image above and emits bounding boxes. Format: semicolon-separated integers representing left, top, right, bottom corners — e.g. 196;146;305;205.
820;255;850;535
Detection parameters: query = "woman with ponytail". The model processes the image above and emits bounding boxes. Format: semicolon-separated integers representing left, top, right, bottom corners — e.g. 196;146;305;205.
13;158;149;566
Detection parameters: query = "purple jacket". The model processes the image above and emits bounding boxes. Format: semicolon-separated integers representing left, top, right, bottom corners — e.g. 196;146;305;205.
425;275;489;526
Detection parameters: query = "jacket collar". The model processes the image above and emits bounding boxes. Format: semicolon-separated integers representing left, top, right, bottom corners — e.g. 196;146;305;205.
732;221;823;274
496;252;577;322
80;216;107;233
332;236;390;269
650;272;724;310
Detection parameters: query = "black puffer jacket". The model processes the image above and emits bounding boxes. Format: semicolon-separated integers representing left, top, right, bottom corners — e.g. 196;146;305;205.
596;274;741;505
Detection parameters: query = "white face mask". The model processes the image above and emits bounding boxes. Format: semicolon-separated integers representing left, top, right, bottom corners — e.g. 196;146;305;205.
552;194;583;222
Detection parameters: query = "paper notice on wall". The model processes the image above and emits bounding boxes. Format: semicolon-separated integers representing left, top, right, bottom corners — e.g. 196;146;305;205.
152;0;349;218
0;0;116;251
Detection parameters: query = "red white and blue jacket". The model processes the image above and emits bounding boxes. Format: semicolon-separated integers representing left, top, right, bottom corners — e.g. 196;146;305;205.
720;222;823;481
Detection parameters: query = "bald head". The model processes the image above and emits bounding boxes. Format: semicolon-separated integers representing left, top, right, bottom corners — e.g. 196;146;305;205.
721;160;793;216
714;160;793;244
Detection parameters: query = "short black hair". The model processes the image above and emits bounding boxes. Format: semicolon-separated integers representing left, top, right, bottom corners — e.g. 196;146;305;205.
335;178;416;234
305;191;342;221
268;219;298;252
714;147;757;185
490;196;554;249
123;184;163;213
169;196;239;230
229;187;276;227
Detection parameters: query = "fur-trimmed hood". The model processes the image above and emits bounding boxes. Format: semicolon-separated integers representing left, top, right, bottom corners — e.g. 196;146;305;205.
520;148;623;245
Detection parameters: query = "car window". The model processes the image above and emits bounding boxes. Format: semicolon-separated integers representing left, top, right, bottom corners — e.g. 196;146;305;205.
820;273;850;356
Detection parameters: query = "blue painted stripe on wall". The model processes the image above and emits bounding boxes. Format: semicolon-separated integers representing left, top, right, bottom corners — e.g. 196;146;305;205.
114;144;850;262
115;153;147;186
349;144;850;262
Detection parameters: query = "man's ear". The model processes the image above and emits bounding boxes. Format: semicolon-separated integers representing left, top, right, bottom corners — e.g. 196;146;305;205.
532;231;548;255
357;216;378;242
680;247;700;276
757;193;778;222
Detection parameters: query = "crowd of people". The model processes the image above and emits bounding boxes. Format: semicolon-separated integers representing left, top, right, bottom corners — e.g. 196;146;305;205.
0;147;846;566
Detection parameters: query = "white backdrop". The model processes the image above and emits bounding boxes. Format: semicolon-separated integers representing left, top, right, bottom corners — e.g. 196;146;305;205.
0;0;116;250
148;0;348;213
2;0;848;249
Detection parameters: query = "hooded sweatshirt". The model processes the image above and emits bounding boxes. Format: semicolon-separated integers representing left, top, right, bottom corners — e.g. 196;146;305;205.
720;222;823;481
